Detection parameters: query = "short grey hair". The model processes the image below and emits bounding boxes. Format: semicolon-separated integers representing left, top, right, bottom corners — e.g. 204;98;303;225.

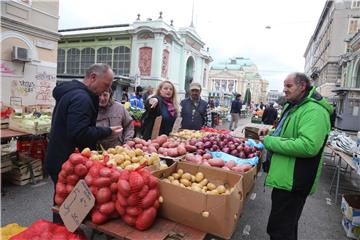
85;64;111;79
292;72;311;90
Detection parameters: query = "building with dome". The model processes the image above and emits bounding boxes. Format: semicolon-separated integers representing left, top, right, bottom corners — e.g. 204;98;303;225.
57;13;212;101
208;57;268;106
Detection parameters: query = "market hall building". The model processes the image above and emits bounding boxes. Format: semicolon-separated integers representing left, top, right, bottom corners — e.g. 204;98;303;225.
56;13;212;101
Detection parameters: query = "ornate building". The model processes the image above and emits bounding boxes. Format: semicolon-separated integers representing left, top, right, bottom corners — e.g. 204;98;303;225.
1;0;60;106
57;13;212;100
208;57;268;105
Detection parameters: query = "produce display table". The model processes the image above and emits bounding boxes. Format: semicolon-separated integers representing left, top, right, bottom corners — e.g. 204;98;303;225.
0;129;30;139
327;145;359;204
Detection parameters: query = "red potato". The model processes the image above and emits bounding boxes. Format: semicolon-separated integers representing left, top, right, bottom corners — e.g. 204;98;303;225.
168;142;178;148
61;161;74;175
69;153;85;165
91;210;108;225
157;147;167;155
167;148;179;157
177;145;186;155
66;174;80;186
129;172;144;192
126;206;143;217
135;207;157;230
117;179;130;197
116;192;128;207
161;142;170;148
93;177;111;188
122;214;137;226
74;164;87;177
141;189;159;209
134;144;143;149
208;158;225;167
115;201;126;215
134;138;143;144
138;185;149;198
127;193;141;206
96;187;112;203
110;182;118;193
99;202;115;215
201;161;211;167
157;135;168;146
225;160;237;169
202;153;212;160
127;141;136;147
147;146;157;153
185;153;196;162
54;194;65;206
185;145;197;152
99;168;112;178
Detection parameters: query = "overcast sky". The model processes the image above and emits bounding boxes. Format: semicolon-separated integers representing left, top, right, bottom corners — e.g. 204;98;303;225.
59;0;328;91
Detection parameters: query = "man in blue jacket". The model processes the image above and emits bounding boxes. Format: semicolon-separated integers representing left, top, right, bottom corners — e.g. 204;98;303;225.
45;64;122;223
180;82;210;130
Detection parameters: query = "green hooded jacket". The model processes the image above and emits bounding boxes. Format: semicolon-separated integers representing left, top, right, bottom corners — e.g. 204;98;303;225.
264;87;333;195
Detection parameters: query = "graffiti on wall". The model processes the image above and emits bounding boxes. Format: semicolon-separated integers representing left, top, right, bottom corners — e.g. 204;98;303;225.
35;72;56;101
11;80;35;96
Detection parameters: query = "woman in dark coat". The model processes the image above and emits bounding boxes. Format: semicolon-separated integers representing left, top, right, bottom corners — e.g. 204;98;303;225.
141;80;179;140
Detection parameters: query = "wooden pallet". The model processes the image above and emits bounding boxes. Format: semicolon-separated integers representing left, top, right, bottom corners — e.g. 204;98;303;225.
10;174;43;186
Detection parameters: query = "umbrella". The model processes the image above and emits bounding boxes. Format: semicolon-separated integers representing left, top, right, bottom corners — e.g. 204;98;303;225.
244;88;251;106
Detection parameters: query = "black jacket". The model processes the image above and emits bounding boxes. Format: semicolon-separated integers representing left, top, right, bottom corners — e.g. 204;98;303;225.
230;99;242;113
45;80;111;176
141;96;176;140
180;98;208;130
262;106;278;125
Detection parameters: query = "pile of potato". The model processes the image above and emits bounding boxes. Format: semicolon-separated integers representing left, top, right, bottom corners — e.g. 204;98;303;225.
171;130;209;140
162;169;233;195
90;146;163;171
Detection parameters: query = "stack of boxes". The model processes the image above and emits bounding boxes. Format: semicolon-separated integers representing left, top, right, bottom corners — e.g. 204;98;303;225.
341;194;360;239
353;131;360;175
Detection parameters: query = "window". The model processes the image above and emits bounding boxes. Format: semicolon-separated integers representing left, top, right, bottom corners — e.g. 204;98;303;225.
113;46;130;76
161;49;170;78
352;0;360;8
97;47;112;67
348;18;359;34
80;48;95;74
57;49;65;74
66;48;80;74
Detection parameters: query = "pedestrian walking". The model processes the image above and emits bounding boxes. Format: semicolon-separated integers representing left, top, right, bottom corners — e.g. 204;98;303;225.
229;94;242;131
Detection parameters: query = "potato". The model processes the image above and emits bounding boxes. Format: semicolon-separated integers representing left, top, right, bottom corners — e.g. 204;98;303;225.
180;178;191;187
195;172;204;182
191;185;202;192
224;189;230;195
163;179;170;183
202;186;208;191
199;178;208;187
179;183;186;188
191;182;200;188
191;175;196;182
168;176;175;181
131;157;140;163
134;148;143;156
115;145;124;153
172;173;180;180
181;173;192;181
207;183;216;191
123;160;131;167
107;148;116;154
172;180;180;185
216;185;226;194
177;169;184;177
209;189;219;195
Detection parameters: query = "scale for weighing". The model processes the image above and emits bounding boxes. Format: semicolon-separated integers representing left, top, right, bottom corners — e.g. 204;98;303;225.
333;88;360;132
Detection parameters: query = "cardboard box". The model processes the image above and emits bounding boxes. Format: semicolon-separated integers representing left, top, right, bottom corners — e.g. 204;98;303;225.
240;165;257;196
342;216;360;240
341;194;360;226
152;161;244;239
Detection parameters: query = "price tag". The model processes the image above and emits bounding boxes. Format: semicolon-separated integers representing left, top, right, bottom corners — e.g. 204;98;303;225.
59;180;95;232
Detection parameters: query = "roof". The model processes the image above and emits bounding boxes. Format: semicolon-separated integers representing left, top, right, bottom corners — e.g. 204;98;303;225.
211;57;255;70
59;24;132;36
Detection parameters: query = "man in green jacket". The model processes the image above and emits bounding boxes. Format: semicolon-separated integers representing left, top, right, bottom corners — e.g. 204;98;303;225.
262;73;333;240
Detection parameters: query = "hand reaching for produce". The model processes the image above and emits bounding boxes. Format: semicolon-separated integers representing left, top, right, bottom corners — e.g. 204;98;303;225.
111;126;123;136
149;98;158;108
258;127;270;136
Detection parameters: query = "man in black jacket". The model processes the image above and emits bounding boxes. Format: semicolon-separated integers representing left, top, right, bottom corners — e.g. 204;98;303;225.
229;94;242;131
180;82;210;130
262;103;278;125
45;64;122;223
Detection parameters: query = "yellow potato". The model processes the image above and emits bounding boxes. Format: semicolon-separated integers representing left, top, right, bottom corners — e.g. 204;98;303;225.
209;189;219;195
199;178;208;187
168;176;175;181
172;179;180;185
134;148;143;157
108;148;116;154
195;172;204;182
131;157;140;163
177;169;184;177
216;185;226;194
181;173;192;181
207;183;216;191
123;160;131;167
172;173;180;180
191;185;202;192
180;178;191;187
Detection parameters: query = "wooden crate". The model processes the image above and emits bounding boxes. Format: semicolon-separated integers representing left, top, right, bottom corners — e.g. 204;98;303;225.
1;151;16;173
9;115;50;135
7;154;43;185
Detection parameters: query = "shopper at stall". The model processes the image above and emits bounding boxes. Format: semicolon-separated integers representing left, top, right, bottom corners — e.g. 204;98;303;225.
180;82;210;130
261;103;278;125
141;80;179;140
229;94;242;131
130;86;144;109
142;85;154;101
261;72;332;240
45;64;123;223
97;87;134;149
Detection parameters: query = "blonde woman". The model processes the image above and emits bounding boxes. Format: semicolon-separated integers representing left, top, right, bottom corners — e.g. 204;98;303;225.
141;80;179;140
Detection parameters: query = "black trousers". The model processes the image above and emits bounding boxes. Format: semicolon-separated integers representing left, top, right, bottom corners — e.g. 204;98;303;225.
267;188;307;240
50;173;63;224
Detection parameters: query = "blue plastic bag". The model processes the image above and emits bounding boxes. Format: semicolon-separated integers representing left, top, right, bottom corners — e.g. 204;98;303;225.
209;151;259;166
246;139;264;150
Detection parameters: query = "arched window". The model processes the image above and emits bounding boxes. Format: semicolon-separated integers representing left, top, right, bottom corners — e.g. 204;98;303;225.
97;47;112;67
113;46;130;76
80;48;95;74
57;49;65;74
66;48;80;74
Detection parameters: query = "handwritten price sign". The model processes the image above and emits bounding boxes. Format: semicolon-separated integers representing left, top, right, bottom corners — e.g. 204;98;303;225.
59;180;95;232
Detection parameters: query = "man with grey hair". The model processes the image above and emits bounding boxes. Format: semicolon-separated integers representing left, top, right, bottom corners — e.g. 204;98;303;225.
45;64;122;223
260;72;333;240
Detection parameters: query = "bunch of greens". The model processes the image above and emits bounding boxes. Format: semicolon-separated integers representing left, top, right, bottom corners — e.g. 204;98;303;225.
128;106;145;121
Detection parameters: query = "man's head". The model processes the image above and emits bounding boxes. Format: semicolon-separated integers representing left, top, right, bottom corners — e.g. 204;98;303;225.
84;64;113;96
136;86;143;96
283;72;311;103
236;94;241;100
189;82;202;100
146;85;154;94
